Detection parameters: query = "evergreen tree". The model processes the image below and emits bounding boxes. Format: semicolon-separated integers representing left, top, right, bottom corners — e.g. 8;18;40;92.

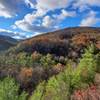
30;82;46;100
0;77;27;100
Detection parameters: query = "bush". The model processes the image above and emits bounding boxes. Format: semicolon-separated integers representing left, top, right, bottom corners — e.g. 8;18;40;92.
18;68;33;83
30;45;99;100
0;77;27;100
30;65;73;100
31;51;42;65
30;75;70;100
30;82;46;100
40;54;56;69
78;44;97;82
71;45;97;90
95;52;100;73
17;52;33;67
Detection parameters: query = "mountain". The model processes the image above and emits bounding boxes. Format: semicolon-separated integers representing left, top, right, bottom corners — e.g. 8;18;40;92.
8;27;100;59
0;35;18;51
0;27;100;99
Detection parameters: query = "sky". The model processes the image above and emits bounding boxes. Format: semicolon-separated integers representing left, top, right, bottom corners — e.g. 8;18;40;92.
0;0;100;39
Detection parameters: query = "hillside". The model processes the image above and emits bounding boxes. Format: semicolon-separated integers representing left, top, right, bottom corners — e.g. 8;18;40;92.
0;35;18;51
0;27;100;100
8;27;100;60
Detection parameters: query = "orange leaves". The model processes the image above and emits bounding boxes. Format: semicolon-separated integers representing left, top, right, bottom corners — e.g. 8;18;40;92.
72;33;91;46
31;51;41;61
96;41;100;49
71;85;100;100
18;67;33;86
53;63;64;73
19;67;33;78
72;33;100;50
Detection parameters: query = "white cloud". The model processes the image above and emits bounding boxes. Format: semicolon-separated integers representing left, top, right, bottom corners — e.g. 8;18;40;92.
10;0;100;37
83;0;100;6
36;0;69;12
42;16;55;27
24;0;71;20
62;9;76;17
15;20;31;32
14;8;76;33
0;3;13;18
24;13;36;24
23;0;70;23
0;28;13;33
14;12;46;32
25;0;35;8
13;0;71;33
0;0;36;18
80;11;100;26
14;17;54;33
0;0;75;33
0;0;21;18
14;8;77;34
24;10;45;25
73;0;100;11
0;28;27;39
57;9;76;20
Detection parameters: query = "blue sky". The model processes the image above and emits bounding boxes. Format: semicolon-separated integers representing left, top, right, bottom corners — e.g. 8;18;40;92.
0;0;100;39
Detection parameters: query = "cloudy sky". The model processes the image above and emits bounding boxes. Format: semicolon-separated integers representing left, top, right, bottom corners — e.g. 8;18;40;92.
0;0;100;39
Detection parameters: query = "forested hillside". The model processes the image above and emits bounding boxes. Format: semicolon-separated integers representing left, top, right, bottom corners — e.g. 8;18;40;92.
0;27;99;100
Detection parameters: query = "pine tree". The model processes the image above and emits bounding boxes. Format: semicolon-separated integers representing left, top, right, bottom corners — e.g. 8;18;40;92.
78;44;97;83
0;77;27;100
30;82;46;100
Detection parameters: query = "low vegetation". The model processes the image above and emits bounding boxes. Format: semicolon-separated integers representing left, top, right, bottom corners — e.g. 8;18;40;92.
30;44;100;100
0;44;99;100
0;27;100;100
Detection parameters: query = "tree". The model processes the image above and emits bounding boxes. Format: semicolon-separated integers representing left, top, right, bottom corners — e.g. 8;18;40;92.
0;77;27;100
78;44;97;83
71;44;97;90
40;54;56;69
95;52;100;73
30;66;72;100
30;82;46;100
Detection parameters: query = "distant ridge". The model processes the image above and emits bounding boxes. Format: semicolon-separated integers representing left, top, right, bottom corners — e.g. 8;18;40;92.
0;35;18;51
7;27;100;60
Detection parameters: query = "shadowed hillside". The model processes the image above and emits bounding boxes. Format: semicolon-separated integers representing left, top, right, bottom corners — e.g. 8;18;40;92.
0;35;18;51
8;27;100;60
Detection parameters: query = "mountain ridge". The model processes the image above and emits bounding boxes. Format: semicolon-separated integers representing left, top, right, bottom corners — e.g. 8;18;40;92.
0;35;18;51
7;27;100;60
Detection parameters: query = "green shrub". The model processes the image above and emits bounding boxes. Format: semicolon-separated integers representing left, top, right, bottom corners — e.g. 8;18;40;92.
40;54;56;69
30;82;46;100
30;45;99;99
95;52;100;73
0;77;27;100
78;45;97;82
30;65;73;100
31;51;42;65
71;45;97;90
